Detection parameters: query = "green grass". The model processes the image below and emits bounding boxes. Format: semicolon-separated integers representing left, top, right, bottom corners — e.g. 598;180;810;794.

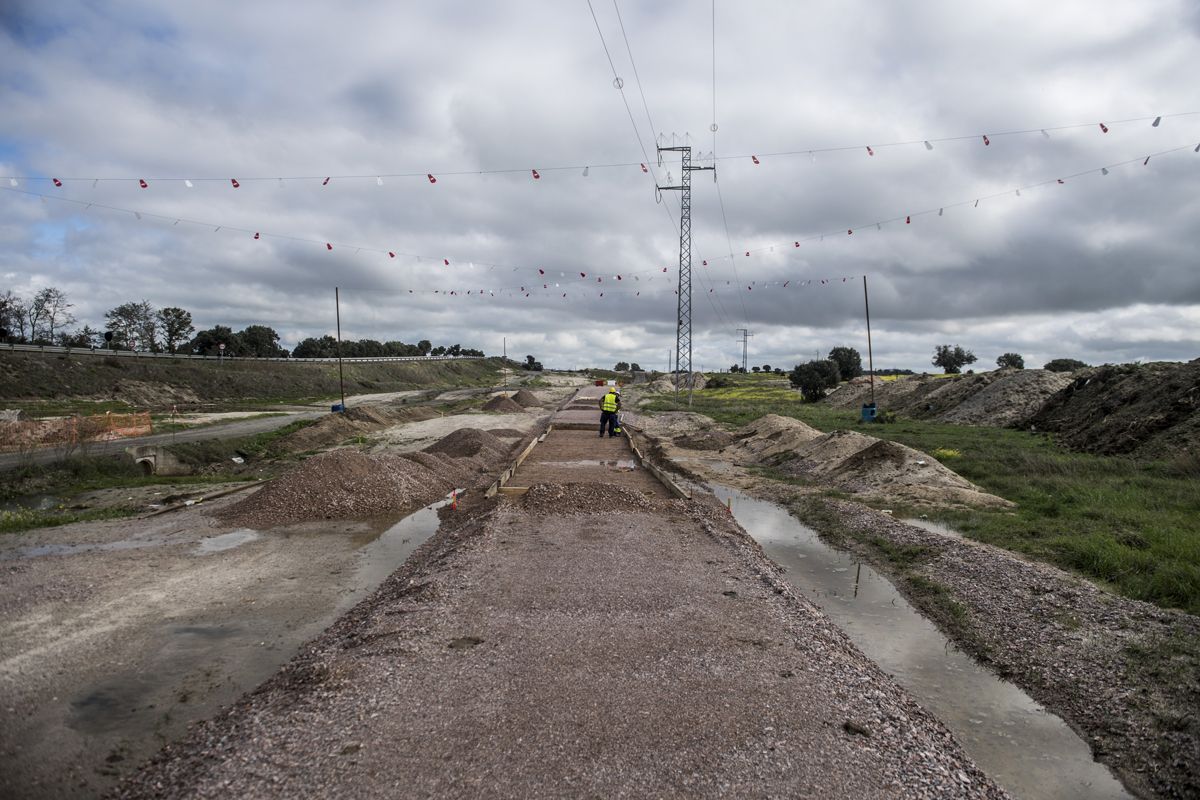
165;418;319;465
650;379;1200;614
0;505;140;534
0;454;258;504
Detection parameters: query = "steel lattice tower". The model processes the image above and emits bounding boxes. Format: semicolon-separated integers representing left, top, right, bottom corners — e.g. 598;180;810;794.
657;145;712;406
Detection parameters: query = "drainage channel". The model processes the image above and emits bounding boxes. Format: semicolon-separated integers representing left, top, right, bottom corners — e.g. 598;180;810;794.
712;486;1130;800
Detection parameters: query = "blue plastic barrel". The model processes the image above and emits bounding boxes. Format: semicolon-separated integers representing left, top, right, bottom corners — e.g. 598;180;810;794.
861;403;877;422
331;403;345;413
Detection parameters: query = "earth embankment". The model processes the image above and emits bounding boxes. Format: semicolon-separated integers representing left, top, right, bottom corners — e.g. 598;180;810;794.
0;351;503;408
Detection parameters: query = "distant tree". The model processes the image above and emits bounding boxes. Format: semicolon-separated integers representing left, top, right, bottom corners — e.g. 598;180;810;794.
105;301;157;351
524;354;543;371
996;352;1025;370
156;307;195;354
58;325;103;349
827;346;863;379
189;325;238;356
729;364;742;373
751;366;761;373
431;345;447;356
292;335;339;358
447;343;462;357
773;367;784;375
461;347;484;357
1044;358;1089;373
630;362;641;371
761;364;771;373
932;344;977;374
788;359;842;401
614;361;630;372
239;325;287;357
0;290;25;341
384;340;420;357
26;287;75;343
417;339;432;356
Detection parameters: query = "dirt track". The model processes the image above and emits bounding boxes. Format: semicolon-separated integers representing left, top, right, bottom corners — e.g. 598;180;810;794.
112;388;1006;799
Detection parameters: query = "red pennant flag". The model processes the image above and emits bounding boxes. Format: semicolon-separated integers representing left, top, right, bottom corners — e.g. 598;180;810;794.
1143;156;1151;165
1099;123;1109;133
52;178;62;187
521;286;525;292
783;281;790;287
596;277;601;282
322;177;330;186
848;229;853;235
580;272;587;278
752;155;760;164
600;293;604;297
326;243;333;250
661;267;667;272
794;242;800;247
427;174;437;184
866;146;874;156
543;284;548;288
139;179;148;188
1057;179;1065;184
617;275;622;280
640;163;648;173
231;178;240;188
745;251;750;257
702;260;707;265
538;268;545;275
388;251;395;258
532;169;540;179
747;286;752;291
253;232;260;240
906;216;911;224
982;135;990;146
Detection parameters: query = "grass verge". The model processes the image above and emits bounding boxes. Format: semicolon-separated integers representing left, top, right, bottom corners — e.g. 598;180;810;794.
0;505;140;534
647;376;1200;614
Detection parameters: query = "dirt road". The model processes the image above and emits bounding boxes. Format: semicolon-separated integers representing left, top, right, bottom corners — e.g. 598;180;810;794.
114;388;1005;799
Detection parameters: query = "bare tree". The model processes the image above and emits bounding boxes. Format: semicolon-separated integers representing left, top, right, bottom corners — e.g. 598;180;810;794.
37;287;76;342
0;290;26;341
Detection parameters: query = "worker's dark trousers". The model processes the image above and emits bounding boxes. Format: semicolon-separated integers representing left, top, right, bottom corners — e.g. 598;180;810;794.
599;410;618;437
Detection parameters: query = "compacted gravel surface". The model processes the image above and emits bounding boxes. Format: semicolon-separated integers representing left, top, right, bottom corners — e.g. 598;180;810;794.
114;487;1007;799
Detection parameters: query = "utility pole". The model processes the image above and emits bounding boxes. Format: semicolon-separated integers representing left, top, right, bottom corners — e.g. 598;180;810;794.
863;275;876;407
334;287;346;412
736;328;754;372
503;336;508;390
658;144;714;407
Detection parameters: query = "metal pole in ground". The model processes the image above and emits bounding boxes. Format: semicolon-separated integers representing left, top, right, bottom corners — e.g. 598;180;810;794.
335;287;346;411
863;275;875;407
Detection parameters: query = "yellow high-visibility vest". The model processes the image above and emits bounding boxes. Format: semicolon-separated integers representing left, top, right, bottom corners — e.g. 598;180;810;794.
601;392;619;412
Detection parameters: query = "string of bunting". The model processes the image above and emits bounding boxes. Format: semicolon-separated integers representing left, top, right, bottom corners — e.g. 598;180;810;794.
4;113;1196;187
2;140;1194;300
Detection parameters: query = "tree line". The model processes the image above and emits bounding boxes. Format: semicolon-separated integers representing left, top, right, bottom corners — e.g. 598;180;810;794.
0;287;484;359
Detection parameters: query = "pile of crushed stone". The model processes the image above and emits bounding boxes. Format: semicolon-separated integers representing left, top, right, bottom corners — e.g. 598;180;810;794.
279;405;438;452
1029;360;1200;459
482;394;525;413
217;449;449;528
826;370;1071;428
423;427;509;459
519;482;656;515
510;389;542;407
485;428;526;438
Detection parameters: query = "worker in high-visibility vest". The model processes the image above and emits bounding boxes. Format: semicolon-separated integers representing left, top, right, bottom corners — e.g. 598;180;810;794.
598;387;621;438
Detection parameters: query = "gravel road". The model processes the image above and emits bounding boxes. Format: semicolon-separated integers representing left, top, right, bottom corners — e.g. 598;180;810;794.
114;487;1008;799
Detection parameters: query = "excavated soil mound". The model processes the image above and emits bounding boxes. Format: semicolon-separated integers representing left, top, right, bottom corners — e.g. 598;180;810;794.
510;389;542;407
217;449;449;528
1029;360;1200;459
673;430;737;450
519;482;656;515
725;414;823;462
279;405;441;453
423;427;509;458
647;372;708;393
482;394;525;413
110;379;202;408
401;450;489;490
826;370;1073;429
940;370;1073;427
774;431;1013;509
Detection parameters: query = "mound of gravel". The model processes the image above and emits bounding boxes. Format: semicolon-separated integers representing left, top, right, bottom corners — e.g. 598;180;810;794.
482;394;525;413
519;482;655;515
673;430;736;450
217;449;449;528
423;427;508;458
941;370;1073;427
510;389;542;407
485;428;526;438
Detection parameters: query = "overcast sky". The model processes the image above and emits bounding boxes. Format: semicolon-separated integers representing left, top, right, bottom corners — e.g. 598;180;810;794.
2;1;1198;371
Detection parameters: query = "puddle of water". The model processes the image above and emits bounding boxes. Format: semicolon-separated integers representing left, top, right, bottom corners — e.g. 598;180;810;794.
903;517;963;537
344;494;454;599
194;529;261;555
1;493;65;512
713;486;1130;800
3;538;160;560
